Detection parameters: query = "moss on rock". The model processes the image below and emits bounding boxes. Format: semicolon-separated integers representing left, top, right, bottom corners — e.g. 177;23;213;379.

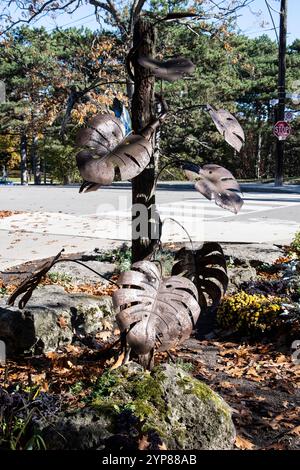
84;362;235;450
40;362;235;450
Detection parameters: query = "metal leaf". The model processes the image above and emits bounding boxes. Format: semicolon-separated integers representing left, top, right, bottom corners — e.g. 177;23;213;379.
113;261;200;358
76;113;152;188
138;56;195;82
79;181;101;193
172;242;228;311
7;250;64;309
207;105;245;152
183;163;243;214
163;12;199;21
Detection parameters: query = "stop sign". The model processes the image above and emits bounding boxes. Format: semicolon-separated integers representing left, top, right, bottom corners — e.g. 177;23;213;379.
273;121;291;140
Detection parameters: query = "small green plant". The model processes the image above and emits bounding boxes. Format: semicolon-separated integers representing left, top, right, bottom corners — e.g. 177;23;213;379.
226;257;235;269
153;250;175;276
69;381;84;395
0;406;46;450
0;286;7;296
257;262;279;274
290;230;300;256
217;291;282;333
47;272;73;285
96;243;132;272
88;370;121;402
9;413;46;450
174;359;195;373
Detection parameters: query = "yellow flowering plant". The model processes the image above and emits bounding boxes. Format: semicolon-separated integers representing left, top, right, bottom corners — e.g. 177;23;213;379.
217;291;283;333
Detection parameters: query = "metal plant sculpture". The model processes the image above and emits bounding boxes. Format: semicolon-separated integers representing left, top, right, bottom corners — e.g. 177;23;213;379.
172;242;228;312
113;260;200;369
76;114;149;188
8;250;65;309
75;95;168;192
207;105;245;153
9;14;246;370
182;163;243;214
8;250;118;310
137;56;196;82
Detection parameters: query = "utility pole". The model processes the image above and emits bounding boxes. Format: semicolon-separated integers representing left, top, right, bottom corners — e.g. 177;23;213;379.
275;0;288;186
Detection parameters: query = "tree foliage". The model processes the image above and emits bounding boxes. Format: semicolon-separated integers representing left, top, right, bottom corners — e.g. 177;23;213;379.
153;25;300;179
0;1;299;182
0;26;126;181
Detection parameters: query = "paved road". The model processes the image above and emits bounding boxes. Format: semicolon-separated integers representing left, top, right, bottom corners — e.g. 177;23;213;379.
1;183;300;269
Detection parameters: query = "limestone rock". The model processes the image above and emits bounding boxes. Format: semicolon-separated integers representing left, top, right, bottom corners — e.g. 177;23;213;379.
228;265;257;294
0;285;115;355
223;243;283;266
40;363;235;450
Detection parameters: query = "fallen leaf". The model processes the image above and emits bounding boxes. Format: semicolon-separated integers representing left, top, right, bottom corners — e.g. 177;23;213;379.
31;373;46;384
98;331;112;341
235;435;255;450
159;442;167;450
45;352;59;360
219;381;235;389
289;425;300;436
138;435;149;450
110;352;125;370
57;316;68;329
264;442;287;450
275;354;289;364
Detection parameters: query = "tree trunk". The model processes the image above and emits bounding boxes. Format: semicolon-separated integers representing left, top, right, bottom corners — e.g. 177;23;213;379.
131;17;156;263
2;165;7;180
63;174;71;185
256;127;262;180
20;134;28;185
43;153;47;184
31;135;41;185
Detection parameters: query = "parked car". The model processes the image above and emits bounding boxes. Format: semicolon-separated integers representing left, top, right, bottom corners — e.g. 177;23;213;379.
0;178;14;185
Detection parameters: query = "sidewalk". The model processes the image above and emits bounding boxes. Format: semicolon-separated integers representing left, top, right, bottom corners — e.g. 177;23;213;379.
1;207;298;270
1;182;299;270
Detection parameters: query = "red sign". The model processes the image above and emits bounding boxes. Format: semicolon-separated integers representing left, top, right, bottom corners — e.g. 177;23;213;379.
273;121;291;140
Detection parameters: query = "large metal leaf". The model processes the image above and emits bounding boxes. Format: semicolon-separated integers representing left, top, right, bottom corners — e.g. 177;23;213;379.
183;163;243;214
76;114;125;155
172;243;228;312
138;56;195;82
207;105;245;152
76;114;152;188
113;260;200;360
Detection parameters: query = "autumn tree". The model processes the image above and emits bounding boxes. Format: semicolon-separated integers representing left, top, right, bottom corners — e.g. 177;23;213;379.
0;0;255;261
0;26;125;183
0;134;19;177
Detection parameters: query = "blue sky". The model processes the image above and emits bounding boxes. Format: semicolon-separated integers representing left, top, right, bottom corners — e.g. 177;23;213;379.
236;0;299;44
19;0;299;44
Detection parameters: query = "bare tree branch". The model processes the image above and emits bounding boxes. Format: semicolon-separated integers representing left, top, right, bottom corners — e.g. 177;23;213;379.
131;0;146;31
207;0;255;17
59;79;126;139
0;0;80;36
89;0;128;37
128;0;139;34
0;0;256;39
